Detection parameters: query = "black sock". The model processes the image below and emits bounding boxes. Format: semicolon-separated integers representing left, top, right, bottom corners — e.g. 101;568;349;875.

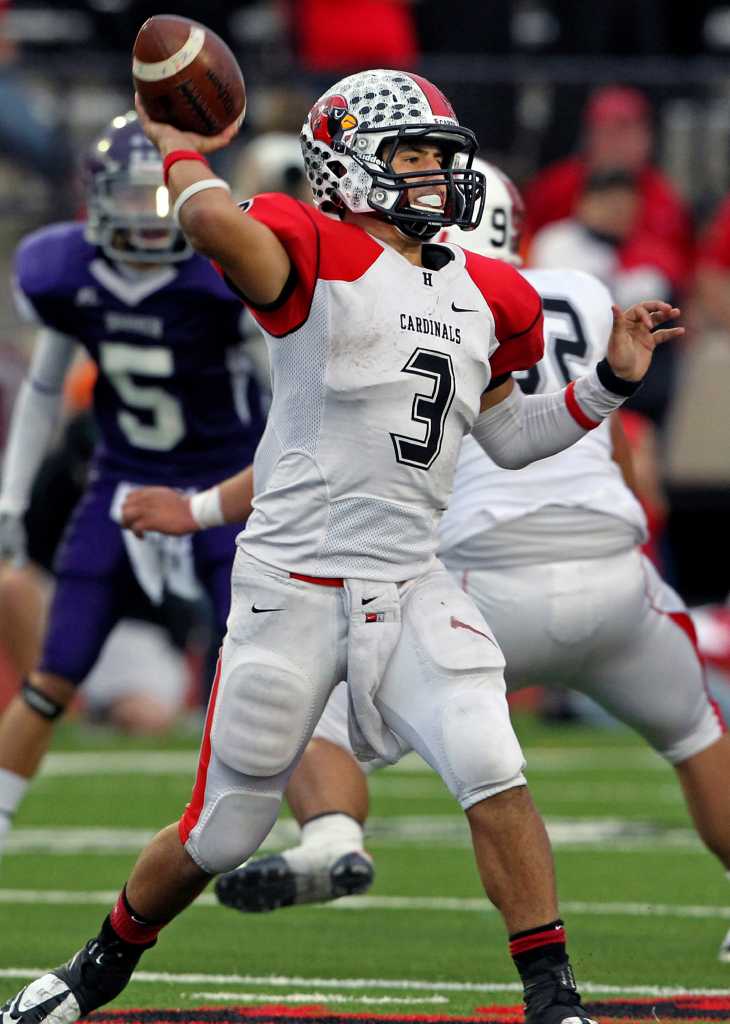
509;918;567;976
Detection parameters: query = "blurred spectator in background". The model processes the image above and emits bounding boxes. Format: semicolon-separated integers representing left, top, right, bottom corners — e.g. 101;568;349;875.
0;0;73;210
693;189;730;332
524;85;694;283
528;166;684;427
288;0;419;73
528;169;681;308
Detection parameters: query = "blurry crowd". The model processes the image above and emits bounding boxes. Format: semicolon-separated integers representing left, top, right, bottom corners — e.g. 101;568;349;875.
1;0;730;732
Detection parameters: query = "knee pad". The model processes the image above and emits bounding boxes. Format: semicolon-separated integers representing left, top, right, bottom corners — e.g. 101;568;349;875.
211;645;316;777
21;680;65;721
186;785;282;874
439;679;525;808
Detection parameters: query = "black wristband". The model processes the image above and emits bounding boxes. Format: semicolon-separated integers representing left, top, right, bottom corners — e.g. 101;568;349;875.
596;358;644;397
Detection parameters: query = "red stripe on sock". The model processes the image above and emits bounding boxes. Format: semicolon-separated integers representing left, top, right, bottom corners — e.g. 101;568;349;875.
509;925;566;957
565;381;601;431
178;653;223;844
109;891;162;945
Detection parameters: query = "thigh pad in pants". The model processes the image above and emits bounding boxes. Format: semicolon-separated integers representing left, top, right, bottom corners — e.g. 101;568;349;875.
212;640;317;778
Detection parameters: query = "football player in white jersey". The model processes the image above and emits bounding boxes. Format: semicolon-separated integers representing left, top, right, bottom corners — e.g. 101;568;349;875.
195;159;730;963
2;69;682;1024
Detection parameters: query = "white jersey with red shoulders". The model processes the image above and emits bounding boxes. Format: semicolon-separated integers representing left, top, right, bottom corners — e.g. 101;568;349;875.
439;268;647;565
234;193;543;581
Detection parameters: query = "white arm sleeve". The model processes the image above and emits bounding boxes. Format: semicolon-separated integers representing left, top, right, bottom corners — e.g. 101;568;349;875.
0;328;76;514
471;367;629;470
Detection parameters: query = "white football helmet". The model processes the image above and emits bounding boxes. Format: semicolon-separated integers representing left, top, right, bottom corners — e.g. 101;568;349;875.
233;132;309;200
300;69;485;240
441;158;523;264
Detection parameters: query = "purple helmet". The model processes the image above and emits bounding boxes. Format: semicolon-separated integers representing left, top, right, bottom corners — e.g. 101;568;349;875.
84;111;190;264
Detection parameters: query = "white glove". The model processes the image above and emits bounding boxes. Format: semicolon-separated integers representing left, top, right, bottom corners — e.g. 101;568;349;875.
0;511;28;567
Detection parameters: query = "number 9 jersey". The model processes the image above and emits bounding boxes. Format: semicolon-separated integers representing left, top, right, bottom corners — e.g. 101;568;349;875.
235;193;544;583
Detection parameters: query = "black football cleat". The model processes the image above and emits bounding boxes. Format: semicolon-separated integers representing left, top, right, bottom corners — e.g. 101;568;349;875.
215;849;374;913
0;932;148;1024
522;958;598;1024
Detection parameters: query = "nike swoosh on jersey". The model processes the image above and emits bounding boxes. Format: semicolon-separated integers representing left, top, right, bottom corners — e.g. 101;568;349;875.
251;604;285;613
361;596;380;605
451;302;478;313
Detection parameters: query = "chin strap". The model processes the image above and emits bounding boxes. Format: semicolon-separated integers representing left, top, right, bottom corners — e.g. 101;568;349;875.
389;214;441;241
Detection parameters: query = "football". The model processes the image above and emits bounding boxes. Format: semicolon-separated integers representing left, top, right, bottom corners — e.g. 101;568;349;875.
132;15;246;136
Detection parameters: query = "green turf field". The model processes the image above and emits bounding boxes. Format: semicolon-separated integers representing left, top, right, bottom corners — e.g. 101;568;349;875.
1;712;729;1019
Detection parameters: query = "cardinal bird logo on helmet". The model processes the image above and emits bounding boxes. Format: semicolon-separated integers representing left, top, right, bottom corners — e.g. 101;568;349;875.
309;94;358;147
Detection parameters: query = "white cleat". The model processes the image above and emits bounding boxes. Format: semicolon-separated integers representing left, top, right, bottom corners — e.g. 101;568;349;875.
0;975;81;1024
215;847;374;913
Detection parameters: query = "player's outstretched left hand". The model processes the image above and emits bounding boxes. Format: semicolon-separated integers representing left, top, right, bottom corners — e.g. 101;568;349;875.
606;300;684;383
121;486;198;538
134;93;240;157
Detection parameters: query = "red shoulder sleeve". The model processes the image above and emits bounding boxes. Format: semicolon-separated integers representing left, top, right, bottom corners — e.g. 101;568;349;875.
464;252;544;377
697;195;730;270
237;193;321;337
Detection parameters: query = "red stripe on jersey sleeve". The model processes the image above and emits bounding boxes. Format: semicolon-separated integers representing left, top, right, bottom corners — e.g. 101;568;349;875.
464;251;544;377
239;193;320;336
565;380;601;430
230;195;383;335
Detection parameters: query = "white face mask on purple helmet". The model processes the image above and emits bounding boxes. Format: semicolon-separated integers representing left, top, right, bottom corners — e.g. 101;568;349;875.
301;69;485;241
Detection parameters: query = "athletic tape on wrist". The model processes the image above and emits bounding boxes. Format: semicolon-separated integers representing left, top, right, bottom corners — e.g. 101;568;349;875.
571;363;637;425
173;178;231;223
162;149;209;187
189;487;224;529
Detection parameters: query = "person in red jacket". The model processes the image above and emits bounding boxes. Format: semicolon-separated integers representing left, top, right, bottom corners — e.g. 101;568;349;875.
694;190;730;330
524;85;693;282
289;0;419;72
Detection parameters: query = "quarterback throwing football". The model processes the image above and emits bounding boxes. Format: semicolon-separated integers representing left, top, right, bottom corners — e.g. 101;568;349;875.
2;68;682;1024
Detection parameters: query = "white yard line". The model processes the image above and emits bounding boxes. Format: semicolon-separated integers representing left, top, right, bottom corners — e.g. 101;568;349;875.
0;889;726;920
3;817;701;855
186;993;450;1005
40;747;665;778
1;967;729;998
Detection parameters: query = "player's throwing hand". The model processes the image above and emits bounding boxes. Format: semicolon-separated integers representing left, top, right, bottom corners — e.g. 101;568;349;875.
134;93;240;156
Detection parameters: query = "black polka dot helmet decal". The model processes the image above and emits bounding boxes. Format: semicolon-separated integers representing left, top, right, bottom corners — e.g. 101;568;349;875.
300;68;486;240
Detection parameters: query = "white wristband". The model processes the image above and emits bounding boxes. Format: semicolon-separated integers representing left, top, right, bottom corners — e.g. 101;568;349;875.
173;178;231;223
189;487;225;529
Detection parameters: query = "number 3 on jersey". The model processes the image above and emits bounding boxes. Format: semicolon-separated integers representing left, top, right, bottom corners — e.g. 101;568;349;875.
391;348;455;470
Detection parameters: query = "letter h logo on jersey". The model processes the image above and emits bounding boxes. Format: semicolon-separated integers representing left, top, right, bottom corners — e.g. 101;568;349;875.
309;94;358;147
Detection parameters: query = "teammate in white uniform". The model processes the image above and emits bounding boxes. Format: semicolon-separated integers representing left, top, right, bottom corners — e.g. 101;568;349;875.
3;69;682;1024
206;161;730;964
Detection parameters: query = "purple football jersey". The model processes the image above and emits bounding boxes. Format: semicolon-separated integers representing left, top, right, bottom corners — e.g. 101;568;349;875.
15;222;265;486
